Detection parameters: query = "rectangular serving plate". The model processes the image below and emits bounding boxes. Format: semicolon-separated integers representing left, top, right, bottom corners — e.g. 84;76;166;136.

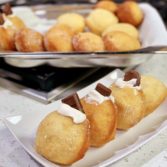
2;69;167;167
2;3;167;68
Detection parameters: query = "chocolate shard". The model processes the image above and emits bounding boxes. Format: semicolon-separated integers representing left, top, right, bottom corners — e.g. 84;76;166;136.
62;93;83;112
124;70;141;86
0;13;4;25
1;3;13;15
95;83;111;96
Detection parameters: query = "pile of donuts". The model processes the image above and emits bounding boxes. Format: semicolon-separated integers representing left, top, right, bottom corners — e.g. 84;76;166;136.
35;70;167;165
0;1;143;52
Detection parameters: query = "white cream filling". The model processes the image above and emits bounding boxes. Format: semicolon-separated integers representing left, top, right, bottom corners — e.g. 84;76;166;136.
8;14;15;18
1;15;13;28
84;89;115;105
57;103;86;124
114;78;141;90
2;19;13;28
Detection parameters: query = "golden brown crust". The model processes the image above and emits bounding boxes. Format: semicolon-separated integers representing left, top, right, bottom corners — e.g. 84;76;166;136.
103;31;141;52
0;16;25;51
57;13;85;34
76;121;90;162
141;75;167;116
15;28;44;52
72;32;104;52
35;112;90;165
110;85;145;130
81;99;117;147
94;1;118;13
44;24;74;52
102;23;139;39
0;27;15;51
116;1;144;27
86;9;118;35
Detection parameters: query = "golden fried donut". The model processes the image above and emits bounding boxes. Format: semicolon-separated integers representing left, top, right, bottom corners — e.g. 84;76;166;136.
116;1;144;27
35;111;90;165
141;75;167;117
57;13;85;34
102;23;139;39
2;8;26;48
0;3;25;51
111;84;144;130
81;83;117;147
0;14;25;51
0;27;15;51
44;24;73;52
15;28;44;52
103;31;141;52
72;32;104;52
94;1;118;13
6;16;25;48
81;99;117;147
86;9;118;35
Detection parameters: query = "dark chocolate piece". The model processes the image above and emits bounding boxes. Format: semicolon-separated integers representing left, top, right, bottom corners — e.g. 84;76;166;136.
95;83;111;96
0;13;4;25
124;70;141;86
1;3;13;15
62;93;83;112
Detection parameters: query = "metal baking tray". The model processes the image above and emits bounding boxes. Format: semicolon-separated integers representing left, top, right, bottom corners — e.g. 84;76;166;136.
1;3;167;68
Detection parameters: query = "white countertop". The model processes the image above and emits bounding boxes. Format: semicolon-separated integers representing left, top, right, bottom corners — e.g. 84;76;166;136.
0;55;167;167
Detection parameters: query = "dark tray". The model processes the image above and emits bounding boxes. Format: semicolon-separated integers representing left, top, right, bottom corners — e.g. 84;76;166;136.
0;59;117;94
0;59;96;92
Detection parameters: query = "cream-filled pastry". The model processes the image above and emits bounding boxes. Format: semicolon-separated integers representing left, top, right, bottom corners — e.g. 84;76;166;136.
35;93;90;165
0;13;15;51
1;3;25;30
110;70;145;130
0;4;26;51
81;83;117;147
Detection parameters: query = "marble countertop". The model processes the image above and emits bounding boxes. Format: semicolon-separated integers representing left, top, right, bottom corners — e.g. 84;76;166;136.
0;55;167;167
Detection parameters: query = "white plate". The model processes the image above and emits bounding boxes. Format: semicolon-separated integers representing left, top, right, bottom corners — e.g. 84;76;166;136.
3;3;167;68
2;69;167;167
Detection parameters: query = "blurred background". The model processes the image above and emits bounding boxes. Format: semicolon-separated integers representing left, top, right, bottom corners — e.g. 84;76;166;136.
0;0;166;22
